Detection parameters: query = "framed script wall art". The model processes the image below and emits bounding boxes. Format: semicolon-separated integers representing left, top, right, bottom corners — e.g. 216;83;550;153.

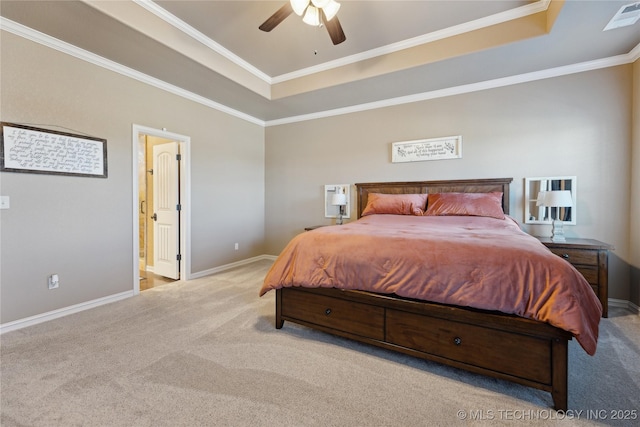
391;135;462;163
0;122;107;178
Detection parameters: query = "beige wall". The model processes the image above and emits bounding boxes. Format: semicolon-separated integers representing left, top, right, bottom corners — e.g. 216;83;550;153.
631;58;640;306
1;29;637;326
265;65;634;302
0;33;265;323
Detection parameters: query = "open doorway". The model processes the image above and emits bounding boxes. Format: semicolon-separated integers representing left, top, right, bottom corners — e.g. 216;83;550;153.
132;125;191;294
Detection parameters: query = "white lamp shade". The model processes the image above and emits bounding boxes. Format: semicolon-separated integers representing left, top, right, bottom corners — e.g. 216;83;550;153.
331;193;347;206
290;0;310;16
311;0;330;7
543;190;573;207
536;191;547;206
322;0;341;21
302;5;320;26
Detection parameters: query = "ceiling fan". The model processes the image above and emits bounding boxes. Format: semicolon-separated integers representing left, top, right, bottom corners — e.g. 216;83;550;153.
259;0;346;45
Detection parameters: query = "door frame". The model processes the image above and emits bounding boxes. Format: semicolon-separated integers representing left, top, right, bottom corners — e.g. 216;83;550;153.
132;124;191;294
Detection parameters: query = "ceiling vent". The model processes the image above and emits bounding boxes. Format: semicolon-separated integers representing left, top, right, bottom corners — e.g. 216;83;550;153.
603;2;640;31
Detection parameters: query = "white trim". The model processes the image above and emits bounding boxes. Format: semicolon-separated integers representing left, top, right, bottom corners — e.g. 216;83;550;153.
133;0;272;84
0;17;264;127
2;265;635;333
1;16;638;128
272;0;551;83
132;125;192;297
630;42;640;61
180;138;192;281
609;298;640;315
0;291;134;334
265;52;637;126
116;0;550;85
189;255;276;280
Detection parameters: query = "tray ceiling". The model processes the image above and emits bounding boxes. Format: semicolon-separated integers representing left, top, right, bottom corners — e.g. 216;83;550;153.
1;1;639;124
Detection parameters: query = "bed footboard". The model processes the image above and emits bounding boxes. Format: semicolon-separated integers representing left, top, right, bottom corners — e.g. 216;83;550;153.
275;287;571;411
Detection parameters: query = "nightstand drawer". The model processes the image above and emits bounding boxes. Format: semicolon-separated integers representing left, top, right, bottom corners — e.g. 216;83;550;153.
538;237;612;318
574;266;598;285
547;248;597;266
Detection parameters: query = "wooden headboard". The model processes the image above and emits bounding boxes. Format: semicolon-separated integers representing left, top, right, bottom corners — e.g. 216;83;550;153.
355;178;512;218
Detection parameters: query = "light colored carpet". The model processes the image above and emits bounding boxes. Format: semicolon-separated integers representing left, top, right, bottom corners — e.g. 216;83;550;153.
1;260;638;426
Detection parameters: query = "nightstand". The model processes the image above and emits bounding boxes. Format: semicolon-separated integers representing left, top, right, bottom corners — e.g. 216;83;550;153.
538;237;613;317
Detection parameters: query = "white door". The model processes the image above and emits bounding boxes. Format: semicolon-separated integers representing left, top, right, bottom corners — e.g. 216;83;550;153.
152;141;180;279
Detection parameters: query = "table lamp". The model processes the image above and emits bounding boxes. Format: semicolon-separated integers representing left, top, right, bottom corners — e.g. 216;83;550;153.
543;190;573;242
331;187;347;225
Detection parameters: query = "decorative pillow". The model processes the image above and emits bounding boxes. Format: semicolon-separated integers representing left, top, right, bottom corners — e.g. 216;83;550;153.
361;193;428;216
424;192;505;219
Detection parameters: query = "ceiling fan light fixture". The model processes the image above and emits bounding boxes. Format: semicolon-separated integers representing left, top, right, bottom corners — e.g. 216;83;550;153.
303;5;321;26
290;0;310;16
262;0;344;43
322;0;341;21
311;0;330;8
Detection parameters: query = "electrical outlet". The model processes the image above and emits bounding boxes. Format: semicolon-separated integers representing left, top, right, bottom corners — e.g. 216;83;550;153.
48;274;59;290
234;243;239;250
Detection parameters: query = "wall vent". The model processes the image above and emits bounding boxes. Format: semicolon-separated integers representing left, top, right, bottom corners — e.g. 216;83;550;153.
603;2;640;31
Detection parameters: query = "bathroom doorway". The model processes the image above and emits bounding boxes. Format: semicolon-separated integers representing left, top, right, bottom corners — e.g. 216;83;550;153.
133;125;191;294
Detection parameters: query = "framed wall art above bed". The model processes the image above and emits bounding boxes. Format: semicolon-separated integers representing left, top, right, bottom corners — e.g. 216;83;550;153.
391;135;462;163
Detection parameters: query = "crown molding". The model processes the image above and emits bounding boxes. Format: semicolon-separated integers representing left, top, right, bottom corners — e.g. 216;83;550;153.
631;41;640;61
0;17;265;127
271;0;552;84
2;17;636;128
130;1;551;86
265;47;639;127
133;0;272;84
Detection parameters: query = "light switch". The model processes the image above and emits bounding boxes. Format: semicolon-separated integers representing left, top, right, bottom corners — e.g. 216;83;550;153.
0;196;9;210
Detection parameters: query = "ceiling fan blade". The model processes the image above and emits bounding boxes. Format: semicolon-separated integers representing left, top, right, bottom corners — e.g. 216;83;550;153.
321;10;346;45
259;2;294;32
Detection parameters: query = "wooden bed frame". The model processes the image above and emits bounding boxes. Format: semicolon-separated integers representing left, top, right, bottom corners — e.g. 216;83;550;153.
274;178;573;410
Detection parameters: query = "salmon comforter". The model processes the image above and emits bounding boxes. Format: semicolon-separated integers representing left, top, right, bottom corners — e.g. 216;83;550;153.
260;214;602;355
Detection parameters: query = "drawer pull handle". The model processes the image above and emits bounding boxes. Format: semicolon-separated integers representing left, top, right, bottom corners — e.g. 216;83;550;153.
453;337;462;346
561;253;570;259
325;308;332;315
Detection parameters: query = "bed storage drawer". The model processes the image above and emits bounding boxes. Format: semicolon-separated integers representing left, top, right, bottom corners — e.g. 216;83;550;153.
281;288;385;340
275;285;571;411
386;309;552;384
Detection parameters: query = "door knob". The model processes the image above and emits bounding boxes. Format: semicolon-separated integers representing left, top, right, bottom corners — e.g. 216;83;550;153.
151;213;157;221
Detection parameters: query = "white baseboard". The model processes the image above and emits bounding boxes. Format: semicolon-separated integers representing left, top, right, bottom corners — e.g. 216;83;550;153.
4;257;634;334
0;290;134;335
609;298;640;315
189;254;276;279
0;256;277;334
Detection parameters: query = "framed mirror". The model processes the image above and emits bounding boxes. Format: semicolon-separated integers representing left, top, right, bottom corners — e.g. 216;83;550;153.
324;184;350;220
524;176;576;225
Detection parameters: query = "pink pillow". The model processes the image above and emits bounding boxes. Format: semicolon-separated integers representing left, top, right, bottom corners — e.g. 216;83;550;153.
424;192;505;219
361;193;428;216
